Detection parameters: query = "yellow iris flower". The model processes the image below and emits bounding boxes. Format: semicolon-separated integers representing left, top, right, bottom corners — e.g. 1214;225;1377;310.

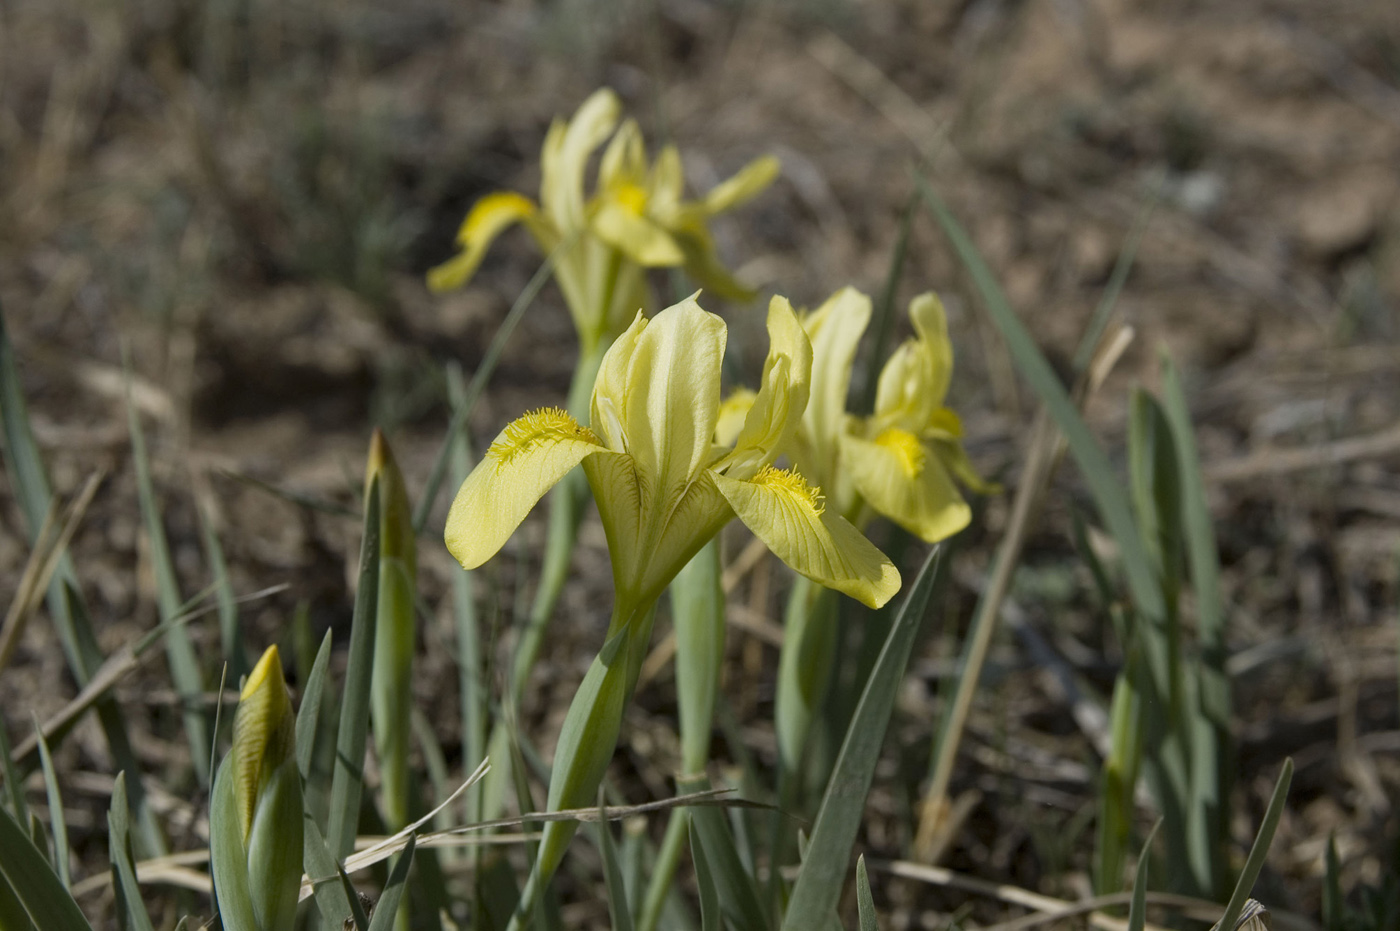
786;287;993;543
445;294;899;614
427;88;779;353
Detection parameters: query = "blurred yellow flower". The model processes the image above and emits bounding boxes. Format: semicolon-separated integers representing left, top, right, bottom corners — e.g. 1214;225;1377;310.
428;88;779;353
778;287;993;543
445;294;898;611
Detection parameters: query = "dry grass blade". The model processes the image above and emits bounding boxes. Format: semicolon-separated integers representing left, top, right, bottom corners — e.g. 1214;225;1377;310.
0;472;101;674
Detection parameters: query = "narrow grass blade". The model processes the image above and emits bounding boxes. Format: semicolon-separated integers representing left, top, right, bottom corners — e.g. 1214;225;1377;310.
302;814;358;927
338;862;371;931
126;374;210;786
915;176;1167;668
672;540;725;774
0;802;89;931
108;773;156;931
595;801;635;931
1071;179;1159;375
0;309;163;856
366;834;416;931
856;855;879;931
1127;819;1163;931
447;364;484;819
413;253;555;533
691;825;721;931
689;800;768;931
32;726;70;890
198;504;248;683
1212;758;1292;931
296;630;334;781
782;546;945;931
328;478;381;859
1323;834;1343;931
859;190;919;414
0;713;27;825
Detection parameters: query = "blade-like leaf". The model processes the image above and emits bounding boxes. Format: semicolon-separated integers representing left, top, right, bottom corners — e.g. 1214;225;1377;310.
0;309;163;856
856;855;879;931
691;823;721;931
782;546;945;931
595;801;635;931
296;630;333;782
301;814;357;928
1127;819;1163;931
32;726;70;890
0;803;88;931
366;834;416;931
1213;759;1292;931
328;478;381;859
916;177;1168;688
108;773;156;931
125;371;210;786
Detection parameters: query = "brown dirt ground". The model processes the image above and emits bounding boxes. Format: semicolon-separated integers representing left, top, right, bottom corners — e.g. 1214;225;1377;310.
2;0;1399;928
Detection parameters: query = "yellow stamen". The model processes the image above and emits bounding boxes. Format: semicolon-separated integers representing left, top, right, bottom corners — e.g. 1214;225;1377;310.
752;465;825;516
875;427;926;479
612;182;648;215
490;408;600;470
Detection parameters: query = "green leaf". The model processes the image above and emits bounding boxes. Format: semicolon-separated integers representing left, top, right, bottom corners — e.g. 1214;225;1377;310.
0;802;89;931
1323;833;1344;931
0;309;163;857
1213;759;1292;931
782;546;945;931
859;190;919;414
690;823;721;931
1127;819;1163;931
366;834;417;931
302;814;356;929
855;856;879;931
107;773;155;931
689;797;768;931
328;478;381;859
32;726;70;890
672;540;725;774
595;801;635;931
0;708;27;825
295;630;333;784
198;503;248;684
915;176;1169;689
210;761;258;931
125;369;210;787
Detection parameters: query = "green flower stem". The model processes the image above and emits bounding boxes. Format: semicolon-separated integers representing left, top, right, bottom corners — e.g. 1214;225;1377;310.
507;598;657;931
775;577;839;785
638;540;726;931
768;576;838;911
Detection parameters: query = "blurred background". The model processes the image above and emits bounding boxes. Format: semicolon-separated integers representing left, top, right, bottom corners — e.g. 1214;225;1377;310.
1;0;1398;926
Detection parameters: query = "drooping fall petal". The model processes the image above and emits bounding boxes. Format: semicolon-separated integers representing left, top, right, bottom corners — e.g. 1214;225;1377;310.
712;466;900;609
445;409;611;569
703;155;781;214
427;192;540;293
841;428;971;543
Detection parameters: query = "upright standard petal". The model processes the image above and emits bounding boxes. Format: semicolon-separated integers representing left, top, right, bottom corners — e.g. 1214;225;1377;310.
719;296;812;479
619;297;726;507
542;88;620;232
446;408;609;569
874;292;954;425
801;287;871;465
427;192;540;293
591;310;649;452
841;429;971;543
712;466;900;608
